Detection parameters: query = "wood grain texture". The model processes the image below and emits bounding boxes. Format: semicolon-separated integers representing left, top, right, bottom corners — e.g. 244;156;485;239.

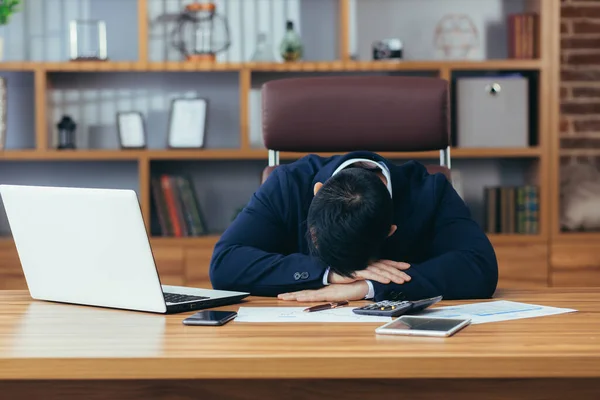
34;69;47;150
0;60;543;72
0;289;597;381
2;378;600;400
546;0;562;239
239;68;251;150
0;147;544;161
152;246;185;286
184;246;216;289
537;2;552;240
0;241;26;289
551;241;600;286
137;0;148;62
339;0;350;61
138;156;151;231
494;242;548;288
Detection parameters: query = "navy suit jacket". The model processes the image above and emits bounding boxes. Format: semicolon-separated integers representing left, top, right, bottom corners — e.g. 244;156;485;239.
209;151;498;302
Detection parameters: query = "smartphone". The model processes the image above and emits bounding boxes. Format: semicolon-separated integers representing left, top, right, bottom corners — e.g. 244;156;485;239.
182;310;237;326
375;315;471;337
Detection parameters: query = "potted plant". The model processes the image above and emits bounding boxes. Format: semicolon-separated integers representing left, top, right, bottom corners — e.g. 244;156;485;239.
0;0;21;61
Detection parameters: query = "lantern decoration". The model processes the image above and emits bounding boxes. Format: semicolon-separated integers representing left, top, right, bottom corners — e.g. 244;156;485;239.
57;115;77;150
170;2;231;62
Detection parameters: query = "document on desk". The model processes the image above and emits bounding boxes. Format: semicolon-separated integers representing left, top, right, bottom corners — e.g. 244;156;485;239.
235;307;391;323
419;300;577;324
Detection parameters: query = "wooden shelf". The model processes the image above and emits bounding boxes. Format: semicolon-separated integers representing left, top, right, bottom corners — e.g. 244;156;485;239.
0;236;221;247
0;60;544;73
278;147;543;160
488;234;546;244
0;149;259;161
555;232;600;242
0;233;544;246
0;62;37;71
560;149;600;157
247;60;543;72
41;61;244;72
147;149;266;161
0;147;543;162
150;235;221;246
0;150;141;161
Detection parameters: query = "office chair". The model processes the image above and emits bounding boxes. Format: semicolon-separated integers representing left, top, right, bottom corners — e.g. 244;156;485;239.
260;75;451;183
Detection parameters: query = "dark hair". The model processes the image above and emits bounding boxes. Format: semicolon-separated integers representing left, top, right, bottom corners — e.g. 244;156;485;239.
307;167;393;277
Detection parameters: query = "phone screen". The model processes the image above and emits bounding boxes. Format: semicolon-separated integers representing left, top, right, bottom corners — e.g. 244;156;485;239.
182;310;238;326
185;311;237;322
382;316;467;332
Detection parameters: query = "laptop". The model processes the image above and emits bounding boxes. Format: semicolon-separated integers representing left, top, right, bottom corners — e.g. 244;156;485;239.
0;184;249;314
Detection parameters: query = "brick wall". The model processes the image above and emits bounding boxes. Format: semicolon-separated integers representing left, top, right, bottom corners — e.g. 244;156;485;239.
561;0;600;150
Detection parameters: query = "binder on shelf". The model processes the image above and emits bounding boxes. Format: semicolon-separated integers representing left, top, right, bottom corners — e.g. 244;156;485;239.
484;185;538;234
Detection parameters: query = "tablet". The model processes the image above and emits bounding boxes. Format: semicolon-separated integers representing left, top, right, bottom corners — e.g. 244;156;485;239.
375;315;471;337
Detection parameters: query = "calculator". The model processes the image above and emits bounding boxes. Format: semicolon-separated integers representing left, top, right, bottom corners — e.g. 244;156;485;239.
352;295;443;318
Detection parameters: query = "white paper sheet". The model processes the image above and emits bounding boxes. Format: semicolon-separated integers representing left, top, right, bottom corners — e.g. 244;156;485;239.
418;300;577;324
235;307;391;323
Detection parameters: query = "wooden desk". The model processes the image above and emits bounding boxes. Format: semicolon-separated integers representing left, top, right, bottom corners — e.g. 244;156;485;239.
1;289;599;400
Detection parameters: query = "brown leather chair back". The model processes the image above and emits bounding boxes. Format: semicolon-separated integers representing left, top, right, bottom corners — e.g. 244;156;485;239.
261;75;451;182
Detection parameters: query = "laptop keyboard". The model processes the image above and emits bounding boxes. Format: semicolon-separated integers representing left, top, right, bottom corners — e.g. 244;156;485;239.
163;292;210;304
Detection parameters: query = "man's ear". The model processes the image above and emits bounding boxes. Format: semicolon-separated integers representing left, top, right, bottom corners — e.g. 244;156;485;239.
388;225;397;237
313;182;323;196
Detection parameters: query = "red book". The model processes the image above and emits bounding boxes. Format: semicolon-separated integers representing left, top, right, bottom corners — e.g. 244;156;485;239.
160;174;182;237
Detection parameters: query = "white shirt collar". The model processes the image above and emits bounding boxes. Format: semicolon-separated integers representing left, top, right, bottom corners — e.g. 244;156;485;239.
331;158;393;198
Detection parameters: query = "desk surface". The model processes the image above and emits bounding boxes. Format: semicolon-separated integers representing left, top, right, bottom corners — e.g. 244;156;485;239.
0;289;599;381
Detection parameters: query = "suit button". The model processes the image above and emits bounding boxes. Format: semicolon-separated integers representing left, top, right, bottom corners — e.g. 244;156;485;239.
300;272;309;279
294;272;301;280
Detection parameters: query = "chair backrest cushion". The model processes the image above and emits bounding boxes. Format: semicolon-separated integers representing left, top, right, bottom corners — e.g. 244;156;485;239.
262;75;450;152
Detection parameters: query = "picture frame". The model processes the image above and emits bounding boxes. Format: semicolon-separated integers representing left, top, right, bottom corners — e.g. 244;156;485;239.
0;78;6;151
116;111;146;149
167;97;208;149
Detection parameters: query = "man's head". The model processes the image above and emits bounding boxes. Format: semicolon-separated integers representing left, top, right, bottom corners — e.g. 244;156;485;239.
307;166;396;277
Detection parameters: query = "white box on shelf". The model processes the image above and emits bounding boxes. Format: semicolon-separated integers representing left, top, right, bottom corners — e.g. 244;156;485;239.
456;76;529;148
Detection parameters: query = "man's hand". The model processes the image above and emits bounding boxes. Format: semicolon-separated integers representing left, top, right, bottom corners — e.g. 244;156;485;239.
328;260;411;285
278;281;369;302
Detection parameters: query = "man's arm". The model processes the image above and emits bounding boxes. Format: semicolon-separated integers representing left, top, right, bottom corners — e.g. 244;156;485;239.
209;168;327;296
371;176;499;302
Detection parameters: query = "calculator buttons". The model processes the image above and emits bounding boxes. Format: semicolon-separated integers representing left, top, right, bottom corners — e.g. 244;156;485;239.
352;300;412;317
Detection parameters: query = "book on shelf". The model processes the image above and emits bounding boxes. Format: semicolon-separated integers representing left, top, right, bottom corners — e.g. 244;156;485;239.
151;174;208;237
484;185;538;234
507;13;539;59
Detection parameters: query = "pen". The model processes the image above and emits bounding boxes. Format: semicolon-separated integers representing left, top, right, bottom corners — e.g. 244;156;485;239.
303;300;349;313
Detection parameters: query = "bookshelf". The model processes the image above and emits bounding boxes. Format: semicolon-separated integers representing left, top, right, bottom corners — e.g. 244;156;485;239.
0;0;561;291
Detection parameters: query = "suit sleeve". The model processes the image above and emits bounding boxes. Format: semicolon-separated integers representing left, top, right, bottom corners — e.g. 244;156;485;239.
209;168;327;296
371;176;499;301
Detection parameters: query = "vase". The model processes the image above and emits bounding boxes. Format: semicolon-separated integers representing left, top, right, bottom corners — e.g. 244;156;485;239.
279;20;303;62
